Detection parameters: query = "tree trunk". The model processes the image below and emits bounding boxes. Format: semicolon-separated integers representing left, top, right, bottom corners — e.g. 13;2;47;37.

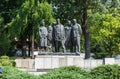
31;27;34;59
82;0;90;59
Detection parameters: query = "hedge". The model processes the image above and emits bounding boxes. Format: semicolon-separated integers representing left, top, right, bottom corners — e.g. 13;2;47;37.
90;64;120;79
0;64;120;79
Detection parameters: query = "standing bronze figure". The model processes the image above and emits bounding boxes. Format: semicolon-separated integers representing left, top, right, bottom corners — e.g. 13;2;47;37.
47;22;56;52
71;19;82;54
65;20;72;52
47;24;53;47
54;19;66;53
39;22;48;52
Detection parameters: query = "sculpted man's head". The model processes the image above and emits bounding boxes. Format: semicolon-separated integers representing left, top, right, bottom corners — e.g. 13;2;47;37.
52;22;56;27
41;22;45;27
67;20;71;25
56;18;60;24
73;19;77;24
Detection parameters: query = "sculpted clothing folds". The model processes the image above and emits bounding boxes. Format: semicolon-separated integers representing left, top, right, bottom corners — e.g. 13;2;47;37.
54;24;65;41
39;26;48;47
54;19;66;53
47;25;53;46
65;26;72;48
71;22;82;53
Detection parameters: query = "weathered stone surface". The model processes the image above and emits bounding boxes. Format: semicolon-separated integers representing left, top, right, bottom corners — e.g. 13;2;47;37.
35;55;83;69
103;58;115;65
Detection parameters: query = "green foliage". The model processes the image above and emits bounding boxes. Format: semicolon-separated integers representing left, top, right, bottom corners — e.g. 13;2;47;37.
39;66;91;79
0;60;12;67
0;0;25;24
6;0;55;39
88;0;120;13
40;72;90;79
0;65;120;79
92;52;109;59
87;0;120;58
88;10;120;57
100;14;120;55
0;56;9;59
0;34;11;55
0;0;55;56
0;56;16;67
0;16;11;55
50;0;83;23
10;60;16;67
90;65;120;79
0;66;92;79
0;66;37;79
0;0;120;58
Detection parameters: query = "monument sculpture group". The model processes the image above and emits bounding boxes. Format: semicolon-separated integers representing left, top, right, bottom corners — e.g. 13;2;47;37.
39;19;82;55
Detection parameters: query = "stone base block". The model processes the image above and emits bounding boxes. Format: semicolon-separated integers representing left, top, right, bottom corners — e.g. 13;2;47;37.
35;55;84;70
103;58;115;65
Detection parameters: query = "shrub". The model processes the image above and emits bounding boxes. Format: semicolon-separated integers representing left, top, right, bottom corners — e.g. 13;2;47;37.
0;56;9;59
0;66;38;79
10;60;16;67
0;60;12;66
39;66;92;79
40;71;90;79
0;66;91;79
90;64;120;79
1;64;120;79
0;56;16;67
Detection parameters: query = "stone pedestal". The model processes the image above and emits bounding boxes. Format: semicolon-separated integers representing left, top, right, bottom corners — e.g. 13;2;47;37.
103;58;115;65
35;55;84;70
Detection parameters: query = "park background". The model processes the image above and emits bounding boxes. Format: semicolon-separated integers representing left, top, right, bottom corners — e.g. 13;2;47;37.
0;0;120;79
0;0;120;59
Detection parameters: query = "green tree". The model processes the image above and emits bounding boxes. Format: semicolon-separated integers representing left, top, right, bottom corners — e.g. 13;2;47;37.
88;0;120;58
0;16;11;55
0;0;25;24
0;0;24;55
5;0;54;58
88;10;120;58
100;13;120;56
